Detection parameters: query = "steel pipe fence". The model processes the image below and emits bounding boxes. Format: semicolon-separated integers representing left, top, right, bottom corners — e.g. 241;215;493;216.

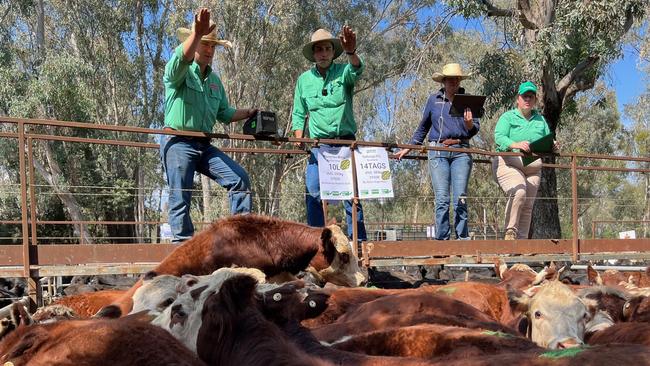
0;116;649;308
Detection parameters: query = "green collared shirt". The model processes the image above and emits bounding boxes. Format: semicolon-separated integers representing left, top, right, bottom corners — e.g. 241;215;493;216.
163;45;236;133
494;108;551;152
291;59;364;139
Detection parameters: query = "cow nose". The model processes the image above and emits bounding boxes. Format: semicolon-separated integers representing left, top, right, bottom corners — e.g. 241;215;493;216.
557;338;583;349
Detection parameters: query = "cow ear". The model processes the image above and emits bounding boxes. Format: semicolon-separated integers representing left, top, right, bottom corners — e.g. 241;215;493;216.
143;271;158;281
507;285;531;313
190;285;209;301
320;228;336;262
217;275;258;314
11;303;32;328
587;264;602;286
94;304;122;319
179;274;201;293
494;258;507;280
517;317;529;336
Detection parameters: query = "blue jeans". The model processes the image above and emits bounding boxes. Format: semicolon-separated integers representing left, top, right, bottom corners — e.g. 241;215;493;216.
305;148;367;241
428;143;472;240
160;136;251;242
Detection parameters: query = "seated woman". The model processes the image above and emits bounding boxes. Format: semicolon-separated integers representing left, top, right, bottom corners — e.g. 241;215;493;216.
396;63;480;240
493;81;558;240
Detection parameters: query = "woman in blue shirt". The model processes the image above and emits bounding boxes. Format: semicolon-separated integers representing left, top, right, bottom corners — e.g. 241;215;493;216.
396;64;480;240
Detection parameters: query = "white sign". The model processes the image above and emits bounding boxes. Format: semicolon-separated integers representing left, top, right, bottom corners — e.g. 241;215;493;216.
317;146;354;200
354;146;394;199
618;230;636;239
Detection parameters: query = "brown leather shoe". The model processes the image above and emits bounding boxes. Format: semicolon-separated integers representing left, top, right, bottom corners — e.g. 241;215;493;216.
504;229;517;240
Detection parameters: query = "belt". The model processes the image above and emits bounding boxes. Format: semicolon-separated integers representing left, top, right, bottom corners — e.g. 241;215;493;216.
431;138;469;146
163;127;211;143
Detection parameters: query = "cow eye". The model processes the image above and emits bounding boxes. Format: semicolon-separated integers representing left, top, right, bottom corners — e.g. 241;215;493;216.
159;298;175;309
534;311;542;319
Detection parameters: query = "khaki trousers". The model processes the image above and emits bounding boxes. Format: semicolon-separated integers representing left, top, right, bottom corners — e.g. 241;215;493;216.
492;156;542;239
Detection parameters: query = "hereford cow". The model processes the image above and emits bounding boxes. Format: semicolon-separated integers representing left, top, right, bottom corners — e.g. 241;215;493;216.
312;291;514;343
0;314;205;366
577;286;628;323
435;344;650;366
508;280;597;348
196;274;332;366
623;295;650;322
588;322;650;346
152;267;268;352
587;264;650;288
493;259;551;290
50;289;126;318
102;215;365;316
331;323;540;359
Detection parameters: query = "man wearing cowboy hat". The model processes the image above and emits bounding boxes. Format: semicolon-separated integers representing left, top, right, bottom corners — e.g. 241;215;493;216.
160;8;257;242
291;26;367;241
396;63;480;241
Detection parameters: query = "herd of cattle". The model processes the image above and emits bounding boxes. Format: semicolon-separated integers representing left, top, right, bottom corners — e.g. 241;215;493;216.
1;214;650;365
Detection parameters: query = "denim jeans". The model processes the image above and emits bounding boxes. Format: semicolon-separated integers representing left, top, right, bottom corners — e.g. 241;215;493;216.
428;143;472;240
160;136;251;242
305;148;367;241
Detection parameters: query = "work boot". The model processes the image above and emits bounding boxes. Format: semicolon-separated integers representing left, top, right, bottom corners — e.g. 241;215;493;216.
504;228;517;240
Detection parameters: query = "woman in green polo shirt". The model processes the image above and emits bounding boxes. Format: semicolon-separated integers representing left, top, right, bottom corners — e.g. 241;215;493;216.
493;81;557;240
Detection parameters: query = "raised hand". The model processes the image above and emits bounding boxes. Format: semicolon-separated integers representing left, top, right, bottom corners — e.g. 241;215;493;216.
339;25;357;54
194;8;215;37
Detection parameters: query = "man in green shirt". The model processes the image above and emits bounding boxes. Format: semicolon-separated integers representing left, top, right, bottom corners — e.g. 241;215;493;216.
291;26;367;241
160;8;257;242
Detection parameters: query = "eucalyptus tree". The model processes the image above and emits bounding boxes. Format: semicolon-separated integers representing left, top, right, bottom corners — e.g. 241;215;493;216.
445;0;647;238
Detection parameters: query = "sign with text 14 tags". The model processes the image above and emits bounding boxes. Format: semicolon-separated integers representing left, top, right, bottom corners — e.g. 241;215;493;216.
354;146;394;199
316;146;354;200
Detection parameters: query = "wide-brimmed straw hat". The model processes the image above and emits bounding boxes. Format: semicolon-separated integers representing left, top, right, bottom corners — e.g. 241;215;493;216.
432;63;472;82
302;29;343;62
177;20;232;48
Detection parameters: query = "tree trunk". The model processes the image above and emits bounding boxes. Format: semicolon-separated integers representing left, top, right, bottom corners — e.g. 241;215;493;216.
33;142;93;244
530;159;562;239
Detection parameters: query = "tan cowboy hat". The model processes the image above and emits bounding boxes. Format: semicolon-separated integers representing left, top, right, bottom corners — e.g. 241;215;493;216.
432;63;472;82
177;20;232;48
302;29;343;62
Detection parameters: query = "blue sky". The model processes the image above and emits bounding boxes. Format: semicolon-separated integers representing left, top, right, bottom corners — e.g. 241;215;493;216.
607;45;644;124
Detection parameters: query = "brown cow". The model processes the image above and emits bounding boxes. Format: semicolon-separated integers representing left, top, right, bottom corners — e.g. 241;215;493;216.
0;315;205;366
103;214;365;316
312;292;514;343
51;289;126;317
587;264;650;288
623;295;650;322
493;259;551;290
577;286;628;322
588;322;650;346
302;287;401;328
435;344;650;365
332;324;540;359
196;274;332;366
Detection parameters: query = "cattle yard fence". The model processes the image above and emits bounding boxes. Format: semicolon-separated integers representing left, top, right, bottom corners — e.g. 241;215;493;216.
0;116;649;307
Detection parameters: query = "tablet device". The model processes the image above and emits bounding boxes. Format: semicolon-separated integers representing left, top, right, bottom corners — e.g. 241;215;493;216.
449;94;486;118
529;133;554;153
523;133;554;166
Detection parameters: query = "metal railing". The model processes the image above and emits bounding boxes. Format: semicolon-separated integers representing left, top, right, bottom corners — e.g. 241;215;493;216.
0;116;649;302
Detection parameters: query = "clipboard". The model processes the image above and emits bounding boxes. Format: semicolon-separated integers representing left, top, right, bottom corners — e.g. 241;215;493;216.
449;94;486;118
523;133;554;166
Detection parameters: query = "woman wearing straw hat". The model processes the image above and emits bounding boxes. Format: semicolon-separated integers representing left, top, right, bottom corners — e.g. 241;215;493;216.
291;26;367;241
160;8;258;242
396;63;480;240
